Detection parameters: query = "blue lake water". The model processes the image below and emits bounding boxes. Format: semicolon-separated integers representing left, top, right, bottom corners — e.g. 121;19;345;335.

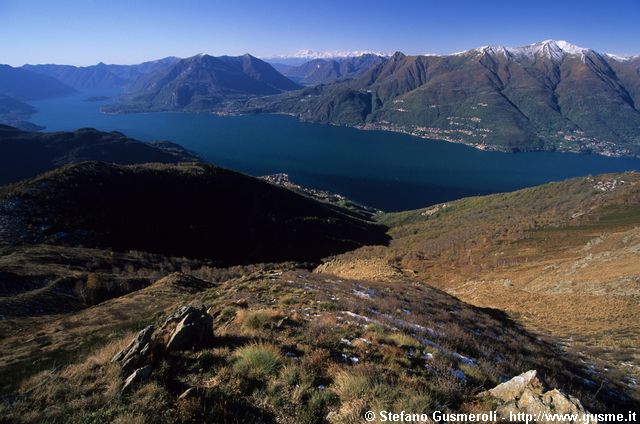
31;91;640;211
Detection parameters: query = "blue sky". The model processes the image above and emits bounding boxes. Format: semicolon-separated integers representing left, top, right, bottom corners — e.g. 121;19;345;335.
1;0;639;66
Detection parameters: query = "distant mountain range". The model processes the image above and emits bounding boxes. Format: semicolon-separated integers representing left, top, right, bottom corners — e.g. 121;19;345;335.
2;40;640;156
22;57;180;91
242;40;640;157
274;54;386;86
0;125;199;185
263;49;392;66
0;95;42;131
0;66;76;130
0;58;181;129
104;54;301;113
0;65;75;100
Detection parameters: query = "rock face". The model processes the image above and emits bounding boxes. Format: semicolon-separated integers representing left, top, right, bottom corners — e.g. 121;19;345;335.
165;306;214;351
480;370;595;423
121;365;152;394
111;305;214;394
111;325;154;375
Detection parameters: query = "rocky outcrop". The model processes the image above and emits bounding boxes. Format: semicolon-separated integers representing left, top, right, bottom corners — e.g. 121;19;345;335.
165;306;214;351
480;370;595;423
121;365;152;394
111;325;154;375
111;305;214;395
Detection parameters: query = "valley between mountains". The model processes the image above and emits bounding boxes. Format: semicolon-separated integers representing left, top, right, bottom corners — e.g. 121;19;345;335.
0;126;639;422
1;38;640;423
3;40;640;158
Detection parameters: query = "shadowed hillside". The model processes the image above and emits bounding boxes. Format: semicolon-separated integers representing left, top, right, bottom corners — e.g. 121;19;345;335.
0;162;389;264
0;65;75;101
0;164;637;421
0;125;201;185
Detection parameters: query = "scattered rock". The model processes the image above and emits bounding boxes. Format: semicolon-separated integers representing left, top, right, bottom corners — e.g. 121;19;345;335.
112;306;214;394
479;370;595;423
421;203;448;217
160;305;196;329
111;325;154;375
593;179;624;192
121;365;152;394
166;306;214;351
485;369;541;401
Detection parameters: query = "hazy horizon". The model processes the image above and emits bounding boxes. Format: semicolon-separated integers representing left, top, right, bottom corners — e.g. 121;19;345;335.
1;0;639;66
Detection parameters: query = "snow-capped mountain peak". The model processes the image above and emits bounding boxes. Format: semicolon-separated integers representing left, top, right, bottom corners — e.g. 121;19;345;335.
510;40;589;60
265;49;391;60
451;40;593;62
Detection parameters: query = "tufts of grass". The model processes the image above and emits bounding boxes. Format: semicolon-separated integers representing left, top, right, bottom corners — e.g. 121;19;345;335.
279;295;297;306
364;324;386;334
317;300;338;311
236;308;284;331
458;363;488;384
218;305;237;322
378;332;422;349
332;367;394;402
232;343;282;380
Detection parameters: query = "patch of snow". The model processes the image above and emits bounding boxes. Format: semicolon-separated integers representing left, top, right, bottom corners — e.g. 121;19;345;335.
342;311;376;324
605;53;635;62
414;335;476;366
353;289;373;299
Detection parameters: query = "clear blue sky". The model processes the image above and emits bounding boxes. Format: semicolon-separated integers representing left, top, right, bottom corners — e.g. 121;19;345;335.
1;0;639;66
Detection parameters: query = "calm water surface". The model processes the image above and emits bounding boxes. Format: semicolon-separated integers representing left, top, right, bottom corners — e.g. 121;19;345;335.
31;91;640;211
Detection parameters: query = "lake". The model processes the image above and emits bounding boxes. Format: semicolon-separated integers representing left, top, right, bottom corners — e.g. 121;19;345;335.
31;91;640;211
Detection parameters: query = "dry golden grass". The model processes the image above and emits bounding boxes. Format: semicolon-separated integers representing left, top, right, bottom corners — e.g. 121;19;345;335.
319;173;640;402
1;267;632;422
314;258;405;282
0;272;204;394
3;173;640;421
236;308;284;333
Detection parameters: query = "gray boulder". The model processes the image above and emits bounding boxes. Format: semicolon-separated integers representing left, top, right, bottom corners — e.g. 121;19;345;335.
165;306;214;351
121;365;152;394
111;325;154;375
480;370;596;423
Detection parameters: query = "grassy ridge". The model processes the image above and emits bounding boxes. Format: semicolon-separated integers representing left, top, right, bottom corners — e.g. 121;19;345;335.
0;162;389;264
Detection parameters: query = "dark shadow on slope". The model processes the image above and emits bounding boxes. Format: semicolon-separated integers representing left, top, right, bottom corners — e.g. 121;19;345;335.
0;162;390;265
